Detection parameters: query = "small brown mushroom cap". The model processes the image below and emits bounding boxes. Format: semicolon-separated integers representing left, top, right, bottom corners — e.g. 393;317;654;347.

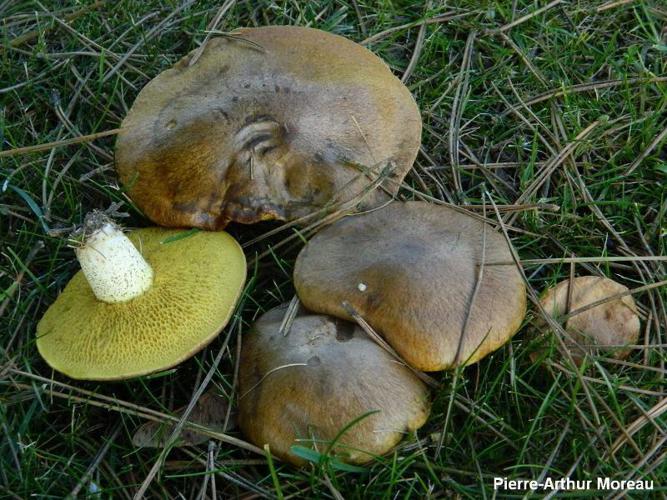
293;201;527;372
537;276;640;361
116;26;421;229
238;305;430;465
36;228;246;380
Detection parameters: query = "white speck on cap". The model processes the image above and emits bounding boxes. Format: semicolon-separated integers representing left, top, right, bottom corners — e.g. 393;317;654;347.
357;283;367;292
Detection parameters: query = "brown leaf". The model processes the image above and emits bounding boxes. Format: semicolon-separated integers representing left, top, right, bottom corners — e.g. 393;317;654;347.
132;389;236;448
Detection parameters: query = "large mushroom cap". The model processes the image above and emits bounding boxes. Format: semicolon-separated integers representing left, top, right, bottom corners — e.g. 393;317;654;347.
36;228;246;380
116;26;421;229
537;275;640;361
238;305;430;465
293;201;527;372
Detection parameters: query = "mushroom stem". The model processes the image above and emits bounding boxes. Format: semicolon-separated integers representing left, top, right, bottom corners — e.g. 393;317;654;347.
75;216;153;303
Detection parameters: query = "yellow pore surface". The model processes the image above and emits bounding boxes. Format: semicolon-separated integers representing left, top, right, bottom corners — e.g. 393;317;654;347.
36;228;246;380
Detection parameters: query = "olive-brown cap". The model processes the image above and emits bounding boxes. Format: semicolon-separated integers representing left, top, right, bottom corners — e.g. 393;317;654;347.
116;26;421;230
36;228;246;380
238;305;430;465
537;275;640;361
293;201;527;372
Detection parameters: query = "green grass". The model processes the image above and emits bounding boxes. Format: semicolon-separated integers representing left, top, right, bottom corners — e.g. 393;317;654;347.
1;0;666;498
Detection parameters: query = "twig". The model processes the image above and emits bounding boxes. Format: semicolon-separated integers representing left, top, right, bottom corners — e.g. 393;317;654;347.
625;124;667;175
341;301;439;389
449;30;476;194
0;241;44;319
485;190;603;416
453;195;487;367
508;119;601;224
0;128;121;158
102;0;196;83
510;77;667;111
609;398;667;456
0;0;106;52
360;11;475;45
188;0;237;66
559;279;667;323
279;296;300;336
546;362;666;396
597;0;638;12
67;423;121;498
485;256;667;266
401;14;428;83
134;324;236;499
436;195;488;457
7;377;262;454
490;0;563;33
238;363;309;400
351;0;367;36
497;31;548;86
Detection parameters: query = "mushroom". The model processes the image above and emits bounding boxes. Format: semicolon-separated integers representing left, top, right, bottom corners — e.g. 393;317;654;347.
293;201;527;372
36;211;246;380
238;304;430;465
536;275;640;362
115;25;421;229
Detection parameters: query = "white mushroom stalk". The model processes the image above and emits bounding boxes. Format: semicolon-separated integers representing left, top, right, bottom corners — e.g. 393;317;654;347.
74;214;153;303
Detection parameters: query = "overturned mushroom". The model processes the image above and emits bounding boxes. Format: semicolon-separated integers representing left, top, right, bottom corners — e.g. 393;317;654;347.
238;304;430;465
36;212;246;380
294;201;527;372
536;275;640;362
115;26;421;229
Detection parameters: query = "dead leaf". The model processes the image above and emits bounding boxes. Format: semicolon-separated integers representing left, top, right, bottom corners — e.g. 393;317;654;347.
132;389;236;448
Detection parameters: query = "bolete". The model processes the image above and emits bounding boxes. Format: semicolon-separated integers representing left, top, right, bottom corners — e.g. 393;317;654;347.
536;275;640;362
36;211;246;380
115;25;421;229
238;304;430;465
293;201;527;372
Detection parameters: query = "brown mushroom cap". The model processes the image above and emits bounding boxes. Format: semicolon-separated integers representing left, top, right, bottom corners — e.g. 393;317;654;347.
116;26;421;230
537;275;640;361
238;305;430;465
293;201;527;372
